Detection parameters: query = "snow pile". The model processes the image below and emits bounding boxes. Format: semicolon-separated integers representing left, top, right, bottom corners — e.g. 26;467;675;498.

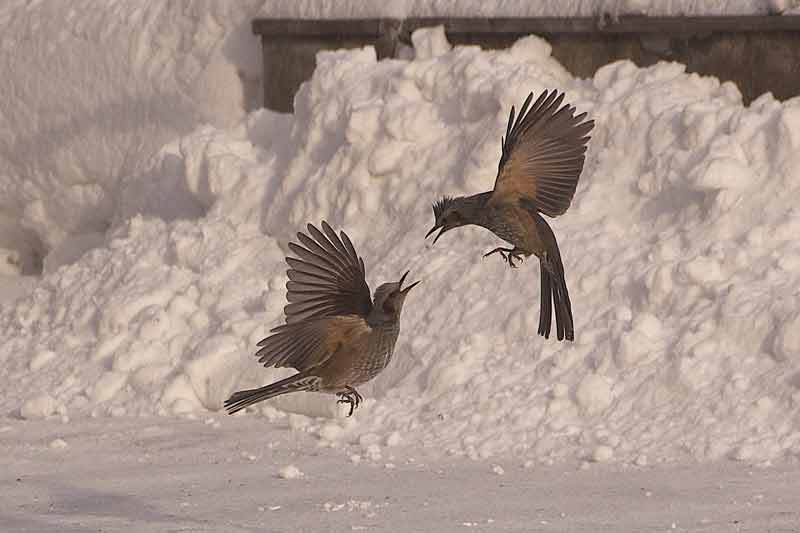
2;0;796;278
2;10;800;465
0;1;264;278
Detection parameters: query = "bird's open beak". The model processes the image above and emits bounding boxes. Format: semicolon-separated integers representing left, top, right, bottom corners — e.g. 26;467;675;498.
425;224;445;245
400;280;422;295
398;270;421;294
401;279;421;294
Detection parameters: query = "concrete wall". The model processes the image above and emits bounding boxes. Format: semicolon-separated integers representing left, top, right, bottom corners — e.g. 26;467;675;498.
254;17;800;112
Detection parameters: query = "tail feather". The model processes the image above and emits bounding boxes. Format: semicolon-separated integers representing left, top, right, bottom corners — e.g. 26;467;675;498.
224;372;319;415
552;269;574;341
529;212;574;342
538;266;553;338
538;264;574;342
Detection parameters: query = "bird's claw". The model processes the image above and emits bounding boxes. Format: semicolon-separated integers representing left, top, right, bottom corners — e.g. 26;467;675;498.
483;247;524;269
336;396;355;417
508;252;525;268
336;386;363;417
483;247;511;261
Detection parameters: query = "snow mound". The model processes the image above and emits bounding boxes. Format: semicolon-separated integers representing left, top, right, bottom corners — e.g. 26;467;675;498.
0;1;264;275
3;22;800;465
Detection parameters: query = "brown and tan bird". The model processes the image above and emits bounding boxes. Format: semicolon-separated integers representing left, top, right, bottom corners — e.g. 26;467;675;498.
426;89;594;341
225;222;419;416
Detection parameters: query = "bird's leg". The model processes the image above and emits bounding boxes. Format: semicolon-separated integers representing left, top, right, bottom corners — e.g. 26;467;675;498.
483;246;525;268
337;391;356;416
337;386;363;417
483;246;514;262
508;248;525;267
346;385;363;408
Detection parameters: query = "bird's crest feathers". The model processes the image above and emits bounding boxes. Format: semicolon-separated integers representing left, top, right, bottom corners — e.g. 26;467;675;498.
432;196;457;221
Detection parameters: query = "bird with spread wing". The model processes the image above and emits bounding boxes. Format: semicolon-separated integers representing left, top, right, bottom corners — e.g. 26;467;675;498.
426;89;594;341
225;222;419;416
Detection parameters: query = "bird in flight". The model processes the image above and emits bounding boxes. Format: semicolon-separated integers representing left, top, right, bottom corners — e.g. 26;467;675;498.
426;89;594;341
225;222;419;416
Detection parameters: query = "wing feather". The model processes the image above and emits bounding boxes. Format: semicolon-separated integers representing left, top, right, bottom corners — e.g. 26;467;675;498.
282;222;372;323
492;89;595;217
254;315;372;372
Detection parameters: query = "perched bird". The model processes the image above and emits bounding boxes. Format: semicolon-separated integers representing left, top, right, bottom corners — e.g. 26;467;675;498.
225;222;419;416
426;89;594;341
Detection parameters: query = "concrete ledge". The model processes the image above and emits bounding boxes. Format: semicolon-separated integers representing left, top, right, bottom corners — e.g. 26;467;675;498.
252;16;800;111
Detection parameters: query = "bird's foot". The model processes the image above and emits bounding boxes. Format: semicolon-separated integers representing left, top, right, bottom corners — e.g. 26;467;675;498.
346;385;363;406
483;247;514;261
336;386;363;417
483;247;524;268
336;394;355;417
507;251;525;268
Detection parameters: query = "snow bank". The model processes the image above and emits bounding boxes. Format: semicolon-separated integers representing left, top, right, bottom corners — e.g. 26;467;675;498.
0;1;264;276
1;0;795;274
3;3;800;465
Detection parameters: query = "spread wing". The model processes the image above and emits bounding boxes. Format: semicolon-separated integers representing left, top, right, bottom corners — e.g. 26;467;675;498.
282;221;372;323
254;315;371;372
492;90;594;217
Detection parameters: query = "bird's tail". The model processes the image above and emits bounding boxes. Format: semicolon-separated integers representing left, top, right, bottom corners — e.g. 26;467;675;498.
224;372;320;415
538;259;574;342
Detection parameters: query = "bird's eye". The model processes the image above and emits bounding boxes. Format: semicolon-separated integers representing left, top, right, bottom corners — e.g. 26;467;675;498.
382;299;395;314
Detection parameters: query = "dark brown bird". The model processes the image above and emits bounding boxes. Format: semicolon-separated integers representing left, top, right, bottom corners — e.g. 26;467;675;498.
225;222;419;416
426;89;594;341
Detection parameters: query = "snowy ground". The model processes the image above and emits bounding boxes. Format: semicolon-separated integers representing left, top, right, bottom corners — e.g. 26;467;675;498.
4;2;800;531
3;417;800;533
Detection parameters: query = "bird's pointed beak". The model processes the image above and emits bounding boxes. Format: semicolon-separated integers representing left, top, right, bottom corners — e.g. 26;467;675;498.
398;270;409;288
425;225;439;240
401;279;421;294
426;224;445;245
398;270;420;294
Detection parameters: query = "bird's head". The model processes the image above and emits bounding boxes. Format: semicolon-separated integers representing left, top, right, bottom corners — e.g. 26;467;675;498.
426;196;468;245
372;270;420;319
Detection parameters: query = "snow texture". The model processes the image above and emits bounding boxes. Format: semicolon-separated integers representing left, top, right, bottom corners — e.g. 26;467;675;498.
2;1;800;471
0;1;265;276
6;417;800;532
278;464;305;479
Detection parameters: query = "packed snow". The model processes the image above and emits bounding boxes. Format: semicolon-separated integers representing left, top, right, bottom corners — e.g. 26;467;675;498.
3;2;800;471
5;417;800;532
3;1;800;530
3;17;800;468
